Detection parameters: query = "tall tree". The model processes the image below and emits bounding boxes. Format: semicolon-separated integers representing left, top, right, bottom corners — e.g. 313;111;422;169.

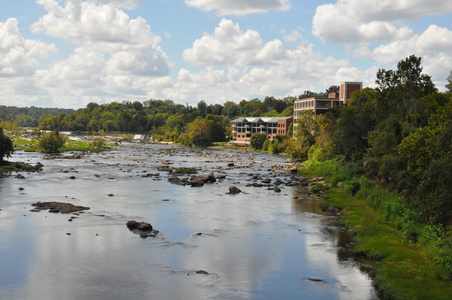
0;128;14;163
446;70;452;93
188;117;212;147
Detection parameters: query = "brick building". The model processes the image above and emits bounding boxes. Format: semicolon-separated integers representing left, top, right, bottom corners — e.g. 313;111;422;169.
293;82;362;125
230;117;293;146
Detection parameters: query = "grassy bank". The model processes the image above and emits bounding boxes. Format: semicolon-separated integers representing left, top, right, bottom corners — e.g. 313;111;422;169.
13;137;108;153
304;159;452;300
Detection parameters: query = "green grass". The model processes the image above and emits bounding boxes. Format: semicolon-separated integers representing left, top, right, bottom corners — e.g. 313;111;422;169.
175;168;198;174
60;140;107;152
305;160;452;300
13;137;108;153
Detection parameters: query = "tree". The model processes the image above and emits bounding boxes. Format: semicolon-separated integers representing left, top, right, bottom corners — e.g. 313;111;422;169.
399;101;452;223
39;131;68;153
197;100;207;117
325;85;339;94
205;114;227;142
292;110;320;160
188;117;212;147
446;70;452;93
0;128;14;163
250;133;267;150
363;55;438;187
335;88;376;160
375;55;436;115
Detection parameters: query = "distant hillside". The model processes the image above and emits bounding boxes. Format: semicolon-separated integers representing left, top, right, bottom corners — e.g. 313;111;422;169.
0;105;75;127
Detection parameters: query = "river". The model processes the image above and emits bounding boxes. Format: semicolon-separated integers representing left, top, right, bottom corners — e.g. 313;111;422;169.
0;144;378;300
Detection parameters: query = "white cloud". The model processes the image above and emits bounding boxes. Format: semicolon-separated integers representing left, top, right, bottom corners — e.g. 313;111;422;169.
312;3;412;44
91;0;147;9
176;30;351;104
183;19;263;66
185;0;291;16
282;29;303;43
0;18;56;77
312;0;452;44
357;25;452;65
351;24;452;91
24;0;172;107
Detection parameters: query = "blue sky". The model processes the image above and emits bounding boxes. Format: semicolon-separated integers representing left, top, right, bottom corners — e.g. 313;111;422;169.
1;0;452;109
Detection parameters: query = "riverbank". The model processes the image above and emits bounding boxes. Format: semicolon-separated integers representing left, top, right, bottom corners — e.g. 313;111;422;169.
303;159;452;300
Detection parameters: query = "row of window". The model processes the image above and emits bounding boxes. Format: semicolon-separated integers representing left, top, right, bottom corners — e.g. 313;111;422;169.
235;128;279;134
234;123;279;128
294;101;314;109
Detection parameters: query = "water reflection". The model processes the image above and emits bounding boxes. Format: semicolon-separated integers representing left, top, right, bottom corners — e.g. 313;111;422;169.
0;144;378;299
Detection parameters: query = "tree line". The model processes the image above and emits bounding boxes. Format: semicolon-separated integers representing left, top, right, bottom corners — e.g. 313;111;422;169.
0;106;74;127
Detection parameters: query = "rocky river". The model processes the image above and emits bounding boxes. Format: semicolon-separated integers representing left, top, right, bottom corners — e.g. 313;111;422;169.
0;143;379;299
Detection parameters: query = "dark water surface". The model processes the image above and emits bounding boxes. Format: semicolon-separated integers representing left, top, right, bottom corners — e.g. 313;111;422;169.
0;144;378;300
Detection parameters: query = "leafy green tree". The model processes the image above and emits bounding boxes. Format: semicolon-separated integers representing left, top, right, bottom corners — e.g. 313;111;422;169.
205;114;227;142
325;85;339;94
295;110;319;146
446;70;452;93
39;131;68;153
250;132;267;150
375;55;436;117
223;101;240;117
197;100;207;117
308;112;336;162
0;128;14;163
188;117;212;147
399;101;452;223
335;88;376;160
282;138;308;160
364;55;437;187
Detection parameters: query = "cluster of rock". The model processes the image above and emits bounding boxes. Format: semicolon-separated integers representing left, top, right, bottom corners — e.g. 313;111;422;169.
126;220;159;238
169;173;217;187
30;202;90;214
0;161;43;178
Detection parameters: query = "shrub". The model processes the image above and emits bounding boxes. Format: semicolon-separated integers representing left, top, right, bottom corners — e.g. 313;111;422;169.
39;131;68;153
0;127;14;163
250;133;267;150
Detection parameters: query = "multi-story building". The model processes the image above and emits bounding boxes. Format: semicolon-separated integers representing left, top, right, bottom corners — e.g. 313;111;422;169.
230;117;293;146
293;82;362;124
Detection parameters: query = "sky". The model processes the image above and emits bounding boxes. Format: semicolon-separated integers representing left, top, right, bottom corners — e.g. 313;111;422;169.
1;0;452;109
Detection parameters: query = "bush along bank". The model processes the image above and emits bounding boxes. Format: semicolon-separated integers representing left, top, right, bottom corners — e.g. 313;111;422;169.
303;158;452;300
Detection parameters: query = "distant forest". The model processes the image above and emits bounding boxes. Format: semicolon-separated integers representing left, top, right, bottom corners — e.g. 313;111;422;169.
0;85;340;134
0;106;75;128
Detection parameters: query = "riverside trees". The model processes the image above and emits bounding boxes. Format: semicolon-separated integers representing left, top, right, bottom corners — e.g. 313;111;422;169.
295;55;451;225
0;128;14;163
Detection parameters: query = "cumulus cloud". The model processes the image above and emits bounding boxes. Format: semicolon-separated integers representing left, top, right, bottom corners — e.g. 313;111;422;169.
282;29;303;42
183;19;262;66
183;19;293;67
356;25;452;65
0;18;56;77
185;0;291;16
312;0;452;44
25;0;172;107
91;0;147;9
177;22;352;104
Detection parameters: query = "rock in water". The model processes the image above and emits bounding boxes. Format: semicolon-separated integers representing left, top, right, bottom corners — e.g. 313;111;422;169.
126;220;153;231
228;186;241;194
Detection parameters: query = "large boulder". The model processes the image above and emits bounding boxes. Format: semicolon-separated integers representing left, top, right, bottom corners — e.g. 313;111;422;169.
126;220;159;238
31;202;90;214
169;175;187;186
228;186;242;194
126;220;153;231
190;173;216;187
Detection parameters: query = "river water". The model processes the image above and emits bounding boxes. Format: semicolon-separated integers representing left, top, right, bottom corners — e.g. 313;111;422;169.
0;144;378;300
